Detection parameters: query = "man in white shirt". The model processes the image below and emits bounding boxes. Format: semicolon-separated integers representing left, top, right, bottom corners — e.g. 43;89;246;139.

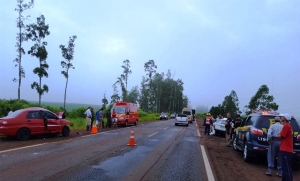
84;107;92;131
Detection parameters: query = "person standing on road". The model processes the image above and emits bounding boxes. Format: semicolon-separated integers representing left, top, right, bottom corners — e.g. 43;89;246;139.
84;107;92;131
231;114;242;138
99;108;104;128
111;109;117;128
106;109;112;128
96;108;102;129
203;113;213;135
265;116;283;177
90;107;95;130
224;113;232;147
278;113;293;181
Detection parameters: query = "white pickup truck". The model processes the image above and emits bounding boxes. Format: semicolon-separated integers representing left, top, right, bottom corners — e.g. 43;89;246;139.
174;114;189;127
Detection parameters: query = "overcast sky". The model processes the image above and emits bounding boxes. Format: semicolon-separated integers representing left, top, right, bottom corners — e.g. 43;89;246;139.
1;0;299;117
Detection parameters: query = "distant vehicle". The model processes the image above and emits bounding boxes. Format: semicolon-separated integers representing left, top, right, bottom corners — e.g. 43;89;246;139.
175;114;188;127
170;113;176;119
160;112;168;120
182;108;193;123
0;107;73;141
192;109;196;121
233;110;300;162
111;101;139;127
213;118;227;136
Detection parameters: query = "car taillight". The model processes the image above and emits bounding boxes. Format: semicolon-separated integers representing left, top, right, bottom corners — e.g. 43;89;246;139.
252;129;263;135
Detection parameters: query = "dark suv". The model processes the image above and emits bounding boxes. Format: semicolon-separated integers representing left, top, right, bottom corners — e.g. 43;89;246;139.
232;111;300;162
160;113;168;120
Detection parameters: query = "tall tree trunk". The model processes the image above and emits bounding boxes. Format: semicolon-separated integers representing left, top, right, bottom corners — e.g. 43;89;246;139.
18;11;22;100
39;61;42;107
63;73;69;111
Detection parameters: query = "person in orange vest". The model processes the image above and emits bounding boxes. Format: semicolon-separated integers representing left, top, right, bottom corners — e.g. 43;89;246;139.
111;109;117;127
203;113;213;135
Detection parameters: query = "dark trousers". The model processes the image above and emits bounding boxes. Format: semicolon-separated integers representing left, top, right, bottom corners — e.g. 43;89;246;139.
204;125;210;135
280;151;293;181
90;120;94;129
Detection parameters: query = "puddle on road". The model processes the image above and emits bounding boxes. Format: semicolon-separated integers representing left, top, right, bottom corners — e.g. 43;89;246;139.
91;146;152;178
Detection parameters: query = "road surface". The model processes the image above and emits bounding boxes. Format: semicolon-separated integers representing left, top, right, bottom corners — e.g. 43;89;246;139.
0;120;208;181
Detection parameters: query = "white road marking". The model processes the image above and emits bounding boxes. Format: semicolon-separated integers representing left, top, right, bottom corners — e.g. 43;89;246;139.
163;127;169;130
0;143;48;154
201;145;215;181
147;132;159;137
197;129;201;137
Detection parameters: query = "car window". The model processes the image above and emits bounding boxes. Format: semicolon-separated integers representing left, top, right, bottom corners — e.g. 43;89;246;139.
255;116;274;129
177;114;187;117
243;116;259;126
43;111;58;119
182;111;191;115
4;109;23;118
26;111;43;119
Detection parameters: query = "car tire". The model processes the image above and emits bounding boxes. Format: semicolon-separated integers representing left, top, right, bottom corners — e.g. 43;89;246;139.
124;121;128;127
243;141;251;162
175;123;177;126
16;128;31;141
233;137;238;151
186;124;189;127
62;126;70;137
134;120;138;126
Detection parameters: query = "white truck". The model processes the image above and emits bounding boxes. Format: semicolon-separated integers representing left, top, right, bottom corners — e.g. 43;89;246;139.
182;107;193;123
174;114;189;127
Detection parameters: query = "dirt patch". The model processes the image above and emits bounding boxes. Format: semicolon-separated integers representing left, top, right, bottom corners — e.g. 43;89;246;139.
197;119;300;181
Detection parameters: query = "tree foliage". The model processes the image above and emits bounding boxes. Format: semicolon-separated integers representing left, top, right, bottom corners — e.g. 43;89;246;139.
13;0;34;100
221;90;241;118
59;35;77;110
127;85;139;103
245;84;279;114
26;15;50;106
102;94;108;109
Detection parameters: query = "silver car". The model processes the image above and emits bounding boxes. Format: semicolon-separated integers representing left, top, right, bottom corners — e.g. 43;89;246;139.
213;118;227;135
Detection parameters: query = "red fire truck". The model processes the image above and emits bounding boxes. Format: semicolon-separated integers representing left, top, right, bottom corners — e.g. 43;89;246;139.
111;101;139;127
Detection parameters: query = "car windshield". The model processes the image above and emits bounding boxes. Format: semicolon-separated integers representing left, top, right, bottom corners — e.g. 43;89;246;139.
182;111;191;115
161;113;167;116
112;107;126;114
3;109;23;118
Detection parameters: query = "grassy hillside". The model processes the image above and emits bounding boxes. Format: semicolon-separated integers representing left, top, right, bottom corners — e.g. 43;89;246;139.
30;101;102;111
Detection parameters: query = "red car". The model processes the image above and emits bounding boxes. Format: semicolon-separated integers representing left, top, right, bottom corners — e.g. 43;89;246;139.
0;107;73;141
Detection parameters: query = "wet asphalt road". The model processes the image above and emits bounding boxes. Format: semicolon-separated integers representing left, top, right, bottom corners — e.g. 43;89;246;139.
0;120;207;181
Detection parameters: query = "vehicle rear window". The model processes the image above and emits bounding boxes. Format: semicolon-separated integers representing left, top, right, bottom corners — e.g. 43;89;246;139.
4;110;23;118
255;116;276;129
177;114;187;117
182;111;191;115
243;116;260;126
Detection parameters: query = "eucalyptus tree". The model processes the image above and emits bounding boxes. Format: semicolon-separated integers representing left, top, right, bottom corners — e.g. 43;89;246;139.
245;84;278;114
139;76;149;112
144;60;157;112
26;15;50;106
127;85;139;104
59;35;77;110
13;0;34;100
121;59;132;97
222;90;241;118
102;93;108;109
111;83;120;103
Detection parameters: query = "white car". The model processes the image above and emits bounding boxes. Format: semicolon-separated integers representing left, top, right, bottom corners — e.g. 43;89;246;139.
213;118;227;136
174;114;189;127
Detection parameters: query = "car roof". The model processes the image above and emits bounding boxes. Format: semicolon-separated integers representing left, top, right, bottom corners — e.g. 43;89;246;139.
22;107;47;111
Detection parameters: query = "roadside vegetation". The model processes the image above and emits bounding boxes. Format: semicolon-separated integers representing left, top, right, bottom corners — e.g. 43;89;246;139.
0;99;160;130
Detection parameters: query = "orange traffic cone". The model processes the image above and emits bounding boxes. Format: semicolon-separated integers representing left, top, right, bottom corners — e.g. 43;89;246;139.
127;127;137;146
91;123;98;134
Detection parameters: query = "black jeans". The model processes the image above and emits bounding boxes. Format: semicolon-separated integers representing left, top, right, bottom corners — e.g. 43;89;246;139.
204;125;210;135
280;151;293;181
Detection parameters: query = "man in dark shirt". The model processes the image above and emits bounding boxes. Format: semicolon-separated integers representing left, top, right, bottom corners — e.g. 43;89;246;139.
231;114;242;140
224;113;232;147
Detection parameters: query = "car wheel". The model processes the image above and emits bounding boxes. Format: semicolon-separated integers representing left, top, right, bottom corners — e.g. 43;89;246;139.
243;142;251;162
186;124;189;127
16;128;31;141
134;120;138;126
124;121;128;127
175;123;177;126
160;118;162;120
62;126;70;137
233;137;238;151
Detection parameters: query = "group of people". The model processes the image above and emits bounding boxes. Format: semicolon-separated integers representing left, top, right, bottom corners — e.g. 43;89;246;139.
265;114;293;180
223;112;293;181
84;107;117;131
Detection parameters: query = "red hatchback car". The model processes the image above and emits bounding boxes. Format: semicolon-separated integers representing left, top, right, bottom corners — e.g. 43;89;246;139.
0;107;73;140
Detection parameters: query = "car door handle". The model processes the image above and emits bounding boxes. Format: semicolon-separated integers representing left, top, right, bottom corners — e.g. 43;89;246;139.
27;120;31;122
